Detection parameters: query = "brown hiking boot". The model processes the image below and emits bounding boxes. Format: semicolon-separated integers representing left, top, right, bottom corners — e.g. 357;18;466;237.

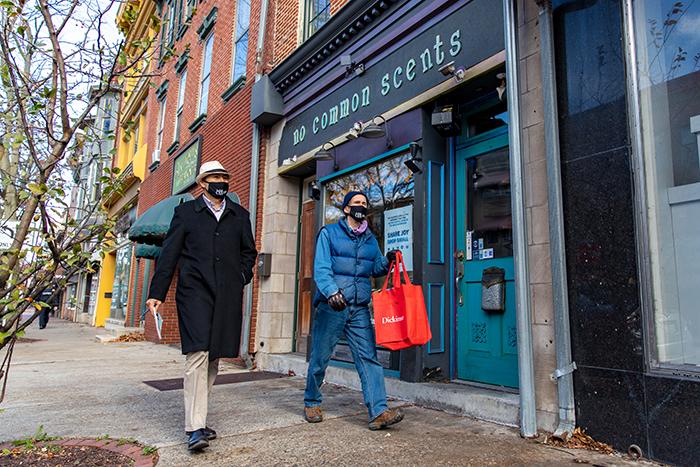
304;406;323;423
368;408;404;431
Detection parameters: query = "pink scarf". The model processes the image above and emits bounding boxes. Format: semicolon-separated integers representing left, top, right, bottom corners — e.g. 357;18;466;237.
351;220;368;235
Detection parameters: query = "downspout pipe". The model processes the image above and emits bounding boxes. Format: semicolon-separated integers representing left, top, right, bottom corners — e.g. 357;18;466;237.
537;0;577;438
240;0;270;368
504;0;538;438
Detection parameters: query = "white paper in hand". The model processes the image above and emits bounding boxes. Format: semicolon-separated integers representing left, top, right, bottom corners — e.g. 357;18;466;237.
152;308;163;340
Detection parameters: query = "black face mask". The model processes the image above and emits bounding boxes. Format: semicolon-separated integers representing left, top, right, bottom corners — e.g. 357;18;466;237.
207;182;229;199
348;205;368;221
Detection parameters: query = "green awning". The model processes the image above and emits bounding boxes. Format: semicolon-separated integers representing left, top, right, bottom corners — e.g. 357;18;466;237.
135;243;161;259
128;192;242;246
128;193;194;245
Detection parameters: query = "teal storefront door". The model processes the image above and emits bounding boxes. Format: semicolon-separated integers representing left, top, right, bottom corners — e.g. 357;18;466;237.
455;132;518;388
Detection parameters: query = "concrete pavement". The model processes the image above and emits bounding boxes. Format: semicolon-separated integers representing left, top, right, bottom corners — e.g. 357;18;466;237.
1;319;657;466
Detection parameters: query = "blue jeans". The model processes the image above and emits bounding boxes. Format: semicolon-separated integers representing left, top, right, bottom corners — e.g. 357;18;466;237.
304;302;389;420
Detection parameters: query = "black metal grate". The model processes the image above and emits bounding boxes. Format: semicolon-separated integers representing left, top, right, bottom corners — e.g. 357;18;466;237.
143;371;286;391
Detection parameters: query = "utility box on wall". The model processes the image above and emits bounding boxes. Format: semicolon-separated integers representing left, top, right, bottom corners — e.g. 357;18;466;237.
257;253;271;278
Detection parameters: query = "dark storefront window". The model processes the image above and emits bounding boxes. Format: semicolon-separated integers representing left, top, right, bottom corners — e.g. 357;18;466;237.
633;0;700;369
323;151;416;277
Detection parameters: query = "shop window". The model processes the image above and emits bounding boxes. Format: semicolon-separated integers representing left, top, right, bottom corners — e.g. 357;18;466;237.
110;238;133;322
230;0;250;86
632;0;700;369
304;0;331;40
322;151;416;280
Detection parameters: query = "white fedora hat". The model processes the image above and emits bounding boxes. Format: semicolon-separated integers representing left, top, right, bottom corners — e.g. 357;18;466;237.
196;160;229;184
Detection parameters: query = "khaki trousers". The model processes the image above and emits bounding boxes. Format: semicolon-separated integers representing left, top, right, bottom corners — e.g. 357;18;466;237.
184;351;219;432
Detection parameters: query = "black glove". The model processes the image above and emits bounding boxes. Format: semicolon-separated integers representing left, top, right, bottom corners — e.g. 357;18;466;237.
327;292;347;311
386;250;401;264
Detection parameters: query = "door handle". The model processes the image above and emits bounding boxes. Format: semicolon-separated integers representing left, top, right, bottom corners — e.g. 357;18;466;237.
455;250;465;306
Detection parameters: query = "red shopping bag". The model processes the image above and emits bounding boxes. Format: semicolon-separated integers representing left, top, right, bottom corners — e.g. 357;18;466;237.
372;252;432;350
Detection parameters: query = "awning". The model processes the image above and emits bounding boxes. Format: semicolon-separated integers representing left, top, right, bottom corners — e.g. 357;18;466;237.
135;243;161;259
128;192;242;246
128;193;194;246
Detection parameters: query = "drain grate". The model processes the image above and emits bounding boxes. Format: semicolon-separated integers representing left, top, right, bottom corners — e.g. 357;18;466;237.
143;371;286;391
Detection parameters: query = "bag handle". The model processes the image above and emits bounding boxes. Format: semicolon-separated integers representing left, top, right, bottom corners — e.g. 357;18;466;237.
380;254;403;291
395;251;411;285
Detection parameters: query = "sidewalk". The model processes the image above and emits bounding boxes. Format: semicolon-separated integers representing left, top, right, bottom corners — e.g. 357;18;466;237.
1;319;657;466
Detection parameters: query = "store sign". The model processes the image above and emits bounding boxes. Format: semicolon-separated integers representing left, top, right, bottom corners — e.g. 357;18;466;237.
384;205;414;271
279;0;504;164
172;137;201;194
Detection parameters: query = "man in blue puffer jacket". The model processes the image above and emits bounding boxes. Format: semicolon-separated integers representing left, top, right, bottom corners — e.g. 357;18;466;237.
304;191;404;430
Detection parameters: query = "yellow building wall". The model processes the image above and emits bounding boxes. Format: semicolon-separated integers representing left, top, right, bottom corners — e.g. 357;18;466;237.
94;251;116;327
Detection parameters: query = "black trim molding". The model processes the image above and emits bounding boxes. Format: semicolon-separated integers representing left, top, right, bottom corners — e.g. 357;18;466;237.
197;7;217;40
166;140;180;156
189;113;207;132
156;80;169;101
222;77;246;102
174;49;189;73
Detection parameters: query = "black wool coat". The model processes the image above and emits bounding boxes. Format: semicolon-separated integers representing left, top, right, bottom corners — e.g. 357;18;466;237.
148;195;257;360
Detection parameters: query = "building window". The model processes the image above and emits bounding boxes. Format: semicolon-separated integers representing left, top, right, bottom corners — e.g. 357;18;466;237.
174;69;187;143
632;0;700;369
198;33;214;117
132;118;140;155
186;0;196;21
102;99;114;135
305;0;331;39
155;97;167;160
167;0;176;45
230;0;250;85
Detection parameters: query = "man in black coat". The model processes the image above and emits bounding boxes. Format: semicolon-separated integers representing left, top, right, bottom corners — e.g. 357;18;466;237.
146;160;257;451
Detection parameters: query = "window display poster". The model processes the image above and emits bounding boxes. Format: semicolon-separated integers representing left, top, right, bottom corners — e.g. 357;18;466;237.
383;205;413;271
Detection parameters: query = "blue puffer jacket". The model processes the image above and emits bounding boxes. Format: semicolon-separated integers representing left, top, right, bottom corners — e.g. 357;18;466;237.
313;218;389;307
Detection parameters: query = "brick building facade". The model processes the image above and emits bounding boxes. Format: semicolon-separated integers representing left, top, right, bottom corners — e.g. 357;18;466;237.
128;0;350;350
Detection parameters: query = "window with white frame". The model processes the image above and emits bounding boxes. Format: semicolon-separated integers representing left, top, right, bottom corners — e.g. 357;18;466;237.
230;0;250;85
198;33;214;116
167;1;176;44
174;69;187;143
305;0;331;39
155;96;167;160
632;0;700;369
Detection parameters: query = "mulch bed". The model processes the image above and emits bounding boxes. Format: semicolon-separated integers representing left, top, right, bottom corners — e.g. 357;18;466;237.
0;438;158;466
542;427;614;454
110;332;147;343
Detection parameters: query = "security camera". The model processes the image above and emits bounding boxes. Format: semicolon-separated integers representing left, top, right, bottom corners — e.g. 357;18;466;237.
439;61;456;76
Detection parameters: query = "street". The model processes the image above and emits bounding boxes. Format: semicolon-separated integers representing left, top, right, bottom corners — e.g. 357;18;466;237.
0;319;657;466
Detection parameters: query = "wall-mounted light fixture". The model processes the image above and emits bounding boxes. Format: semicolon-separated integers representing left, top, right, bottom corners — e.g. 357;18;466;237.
404;142;423;174
308;180;321;200
360;115;393;148
438;61;465;82
496;72;507;101
314;141;338;170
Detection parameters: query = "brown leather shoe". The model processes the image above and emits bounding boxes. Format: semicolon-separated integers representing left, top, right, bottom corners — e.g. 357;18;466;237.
304;406;323;423
368;408;404;430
